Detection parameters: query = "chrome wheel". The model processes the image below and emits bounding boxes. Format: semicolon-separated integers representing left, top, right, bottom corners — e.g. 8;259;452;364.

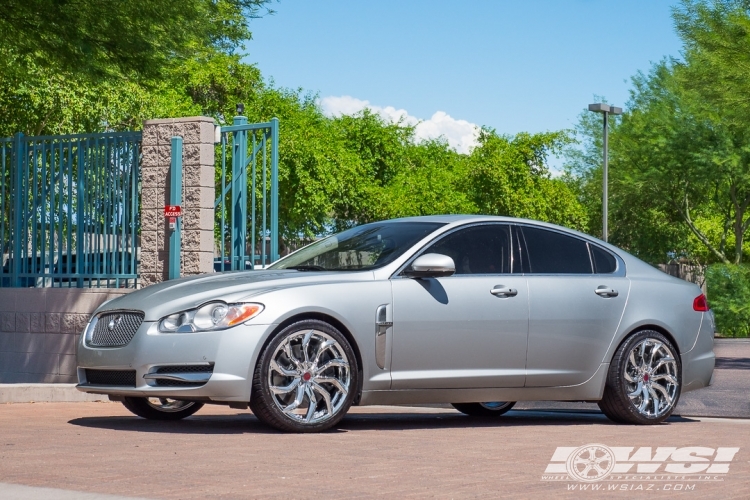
479;402;513;411
624;338;678;418
144;398;196;413
267;328;351;425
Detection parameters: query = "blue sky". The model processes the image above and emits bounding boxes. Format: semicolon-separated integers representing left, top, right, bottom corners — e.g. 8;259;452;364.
245;1;683;155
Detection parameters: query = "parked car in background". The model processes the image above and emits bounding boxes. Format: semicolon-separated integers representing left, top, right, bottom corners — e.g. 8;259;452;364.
76;216;715;432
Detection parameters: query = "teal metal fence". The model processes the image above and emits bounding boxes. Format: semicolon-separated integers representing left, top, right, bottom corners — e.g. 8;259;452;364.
214;117;279;270
0;131;141;288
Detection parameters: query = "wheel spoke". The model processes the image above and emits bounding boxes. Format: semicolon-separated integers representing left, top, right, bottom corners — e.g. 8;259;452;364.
651;373;677;385
652;356;675;372
271;359;297;377
312;339;336;366
312;382;333;415
304;385;318;422
651;382;672;404
628;382;643;399
638;385;650;412
283;384;306;414
316;376;347;395
271;377;301;395
647;342;662;368
624;371;635;383
315;358;348;375
301;330;314;364
283;342;302;369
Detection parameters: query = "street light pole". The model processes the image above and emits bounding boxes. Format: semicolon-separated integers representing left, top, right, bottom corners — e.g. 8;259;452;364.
588;103;622;242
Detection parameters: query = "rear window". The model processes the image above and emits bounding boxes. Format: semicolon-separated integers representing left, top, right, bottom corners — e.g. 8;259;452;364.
591;245;617;274
521;226;593;274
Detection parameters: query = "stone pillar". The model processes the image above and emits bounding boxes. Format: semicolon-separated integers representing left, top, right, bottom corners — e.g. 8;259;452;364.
140;117;216;287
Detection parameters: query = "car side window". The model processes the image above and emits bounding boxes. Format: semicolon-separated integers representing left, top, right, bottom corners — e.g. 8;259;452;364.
521;226;593;274
424;224;511;275
590;244;617;274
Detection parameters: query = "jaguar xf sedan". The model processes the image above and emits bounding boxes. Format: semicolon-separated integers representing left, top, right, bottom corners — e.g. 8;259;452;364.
76;216;715;432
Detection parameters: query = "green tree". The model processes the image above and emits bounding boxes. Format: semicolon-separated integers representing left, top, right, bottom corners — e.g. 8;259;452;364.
0;0;273;81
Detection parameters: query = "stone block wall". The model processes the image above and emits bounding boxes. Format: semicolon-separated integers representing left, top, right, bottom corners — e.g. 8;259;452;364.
0;288;131;383
140;116;216;286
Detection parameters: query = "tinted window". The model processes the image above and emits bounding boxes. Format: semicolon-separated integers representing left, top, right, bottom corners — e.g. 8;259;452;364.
425;224;511;275
521;226;592;274
270;222;443;271
591;245;617;274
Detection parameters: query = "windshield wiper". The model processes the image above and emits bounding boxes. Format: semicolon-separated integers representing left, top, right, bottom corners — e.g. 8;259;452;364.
287;265;327;271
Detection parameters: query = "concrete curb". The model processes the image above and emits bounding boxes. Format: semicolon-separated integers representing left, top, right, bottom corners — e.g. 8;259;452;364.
0;384;109;403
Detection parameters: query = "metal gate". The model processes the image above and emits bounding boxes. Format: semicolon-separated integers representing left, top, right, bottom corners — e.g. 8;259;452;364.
214;117;279;270
0;131;141;287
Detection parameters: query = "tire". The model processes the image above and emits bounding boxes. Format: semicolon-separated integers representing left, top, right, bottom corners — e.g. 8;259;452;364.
121;397;203;421
250;320;359;433
598;330;681;425
452;401;516;417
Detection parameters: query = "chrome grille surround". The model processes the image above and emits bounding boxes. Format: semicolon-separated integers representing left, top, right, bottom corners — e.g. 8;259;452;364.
88;311;144;347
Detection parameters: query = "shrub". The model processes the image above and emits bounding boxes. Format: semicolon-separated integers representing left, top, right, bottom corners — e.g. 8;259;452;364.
705;264;750;338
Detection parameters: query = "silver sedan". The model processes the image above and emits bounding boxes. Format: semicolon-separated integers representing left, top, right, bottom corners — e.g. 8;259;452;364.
76;216;715;432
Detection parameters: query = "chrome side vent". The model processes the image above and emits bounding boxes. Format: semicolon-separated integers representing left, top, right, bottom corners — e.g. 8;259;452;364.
375;304;392;369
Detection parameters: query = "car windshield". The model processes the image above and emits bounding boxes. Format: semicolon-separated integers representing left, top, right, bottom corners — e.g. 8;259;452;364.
269;221;444;271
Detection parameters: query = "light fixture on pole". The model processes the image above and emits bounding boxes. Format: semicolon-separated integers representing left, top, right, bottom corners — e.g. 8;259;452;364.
588;103;622;243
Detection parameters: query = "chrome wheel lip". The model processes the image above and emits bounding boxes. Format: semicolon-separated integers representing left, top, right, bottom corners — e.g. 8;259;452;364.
145;398;195;413
268;329;351;425
624;338;679;418
479;402;512;411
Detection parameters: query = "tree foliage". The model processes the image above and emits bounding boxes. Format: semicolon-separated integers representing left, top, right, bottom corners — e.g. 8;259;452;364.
0;0;274;81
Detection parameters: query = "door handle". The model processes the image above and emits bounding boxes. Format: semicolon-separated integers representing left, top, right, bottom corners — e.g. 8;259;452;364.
595;286;618;298
491;286;518;297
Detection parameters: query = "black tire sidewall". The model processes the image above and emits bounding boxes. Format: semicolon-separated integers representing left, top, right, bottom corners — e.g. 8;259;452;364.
251;320;359;432
452;401;516;417
121;397;203;420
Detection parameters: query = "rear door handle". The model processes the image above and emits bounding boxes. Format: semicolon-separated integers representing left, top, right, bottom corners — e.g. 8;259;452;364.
491;286;518;297
595;286;618;298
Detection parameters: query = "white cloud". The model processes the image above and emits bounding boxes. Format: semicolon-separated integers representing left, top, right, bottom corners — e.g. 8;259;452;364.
319;95;480;154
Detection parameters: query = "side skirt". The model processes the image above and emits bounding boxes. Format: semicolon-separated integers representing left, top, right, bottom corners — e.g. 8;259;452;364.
359;363;609;406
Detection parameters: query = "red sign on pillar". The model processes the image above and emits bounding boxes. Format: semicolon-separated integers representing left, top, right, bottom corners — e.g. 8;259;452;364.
164;205;182;217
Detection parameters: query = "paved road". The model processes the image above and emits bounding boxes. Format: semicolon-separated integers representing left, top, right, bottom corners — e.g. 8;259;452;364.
515;338;750;418
0;339;747;499
1;403;750;499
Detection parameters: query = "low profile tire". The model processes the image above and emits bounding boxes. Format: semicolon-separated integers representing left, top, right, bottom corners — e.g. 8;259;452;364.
598;330;681;425
121;397;203;421
250;320;359;433
452;401;516;417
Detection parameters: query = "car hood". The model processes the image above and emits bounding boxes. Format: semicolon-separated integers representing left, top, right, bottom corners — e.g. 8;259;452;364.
98;270;375;321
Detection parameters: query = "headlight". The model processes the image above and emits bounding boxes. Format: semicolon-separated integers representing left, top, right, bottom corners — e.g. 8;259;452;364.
158;302;264;333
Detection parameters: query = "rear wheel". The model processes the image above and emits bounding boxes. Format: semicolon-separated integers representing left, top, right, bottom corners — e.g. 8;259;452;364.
598;330;681;425
452;401;516;417
250;320;359;433
121;397;203;420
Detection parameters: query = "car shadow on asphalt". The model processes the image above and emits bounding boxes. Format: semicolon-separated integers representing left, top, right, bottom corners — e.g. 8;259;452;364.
67;409;700;434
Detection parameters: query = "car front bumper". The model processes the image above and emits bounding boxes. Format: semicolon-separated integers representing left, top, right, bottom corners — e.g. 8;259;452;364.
76;321;274;403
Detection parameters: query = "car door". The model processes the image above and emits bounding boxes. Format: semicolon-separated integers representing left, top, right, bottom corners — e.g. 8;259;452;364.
390;223;529;389
520;225;629;387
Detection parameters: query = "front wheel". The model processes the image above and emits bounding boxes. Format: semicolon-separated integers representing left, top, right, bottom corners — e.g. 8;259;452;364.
598;330;681;425
452;401;516;417
250;320;359;432
121;397;203;420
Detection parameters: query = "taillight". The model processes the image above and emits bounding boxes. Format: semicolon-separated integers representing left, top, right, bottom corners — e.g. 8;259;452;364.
693;294;709;312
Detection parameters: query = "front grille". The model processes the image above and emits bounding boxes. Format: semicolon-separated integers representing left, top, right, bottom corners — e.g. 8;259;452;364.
85;369;136;387
89;311;144;347
155;365;214;374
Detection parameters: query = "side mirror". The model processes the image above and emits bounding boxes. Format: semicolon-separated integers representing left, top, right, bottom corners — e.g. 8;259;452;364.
404;253;455;278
